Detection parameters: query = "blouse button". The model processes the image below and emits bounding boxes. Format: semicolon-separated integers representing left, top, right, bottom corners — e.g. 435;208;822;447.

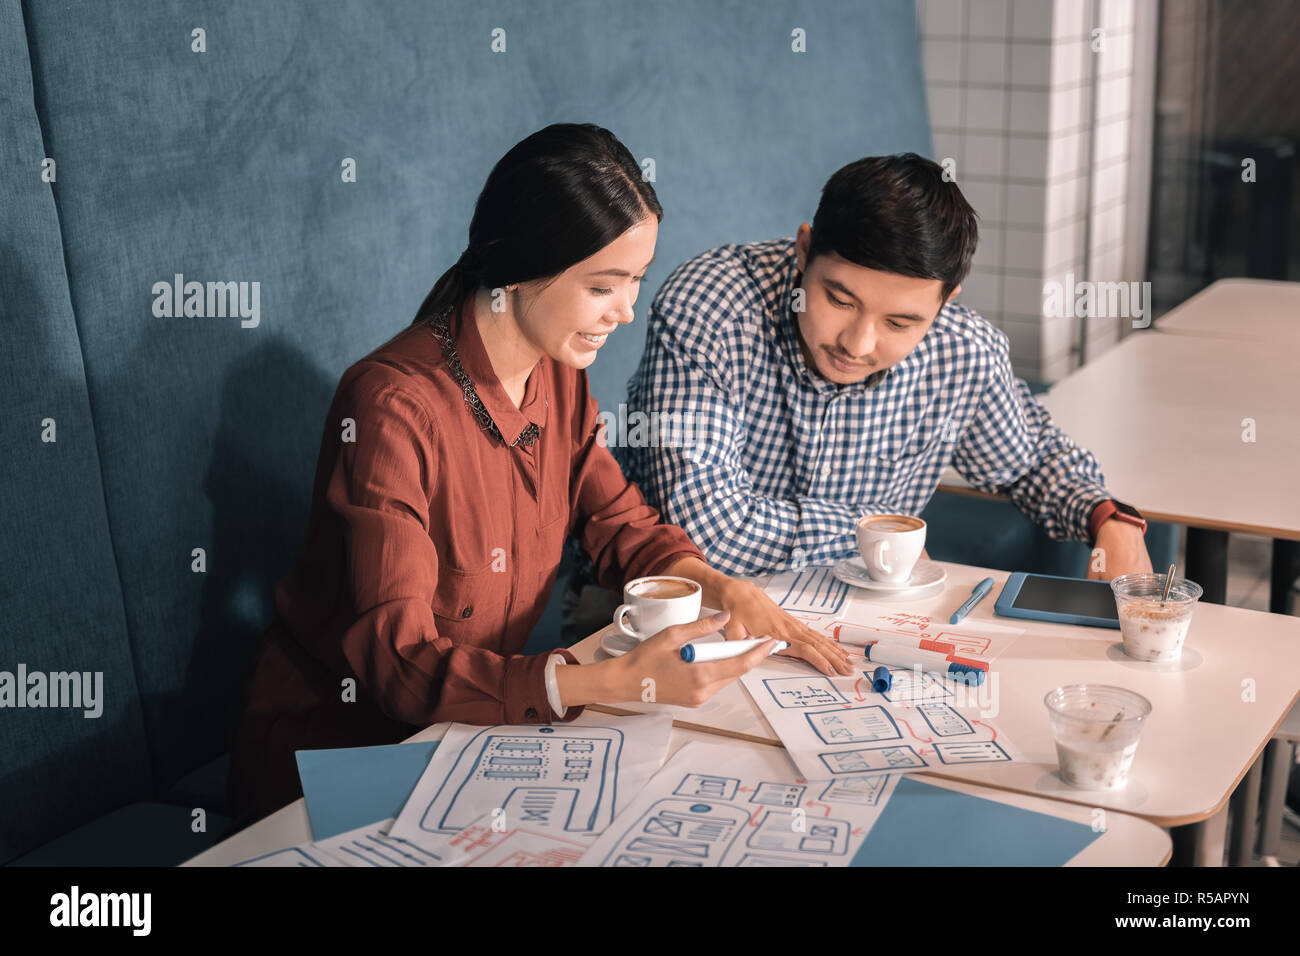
461;606;473;618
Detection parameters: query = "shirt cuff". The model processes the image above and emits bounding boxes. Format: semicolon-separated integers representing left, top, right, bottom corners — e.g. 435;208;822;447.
545;654;567;718
502;648;585;724
1072;488;1113;543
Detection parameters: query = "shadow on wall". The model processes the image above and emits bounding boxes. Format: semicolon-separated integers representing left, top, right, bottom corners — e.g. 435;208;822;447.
176;339;337;802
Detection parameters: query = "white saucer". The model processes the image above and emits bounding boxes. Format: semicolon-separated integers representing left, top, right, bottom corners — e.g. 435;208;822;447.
601;631;641;657
601;626;728;658
832;557;947;593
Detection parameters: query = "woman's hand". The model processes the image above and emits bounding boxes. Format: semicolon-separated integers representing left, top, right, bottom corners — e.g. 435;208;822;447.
657;556;853;677
613;612;781;707
715;578;853;677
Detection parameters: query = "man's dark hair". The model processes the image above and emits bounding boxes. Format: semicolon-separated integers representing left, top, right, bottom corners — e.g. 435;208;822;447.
807;152;978;302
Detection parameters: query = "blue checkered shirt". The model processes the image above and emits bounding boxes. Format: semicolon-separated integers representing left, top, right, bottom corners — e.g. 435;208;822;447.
621;238;1111;576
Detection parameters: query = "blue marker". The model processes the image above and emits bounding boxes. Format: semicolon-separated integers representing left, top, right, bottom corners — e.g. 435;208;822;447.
862;643;986;686
950;577;995;625
871;666;892;693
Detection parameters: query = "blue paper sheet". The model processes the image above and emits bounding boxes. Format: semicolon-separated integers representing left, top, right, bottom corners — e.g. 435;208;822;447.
295;740;439;840
852;775;1102;866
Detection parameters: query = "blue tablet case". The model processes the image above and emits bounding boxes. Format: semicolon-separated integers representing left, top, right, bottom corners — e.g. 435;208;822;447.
995;571;1121;629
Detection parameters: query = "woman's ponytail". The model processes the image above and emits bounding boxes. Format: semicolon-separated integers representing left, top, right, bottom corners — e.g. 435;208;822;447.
412;248;481;325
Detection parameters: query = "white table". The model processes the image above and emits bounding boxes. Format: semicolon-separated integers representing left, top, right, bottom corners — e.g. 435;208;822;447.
570;560;1300;864
1037;332;1299;541
185;723;1169;867
1150;279;1300;617
1042;331;1300;613
1155;278;1300;343
939;329;1300;612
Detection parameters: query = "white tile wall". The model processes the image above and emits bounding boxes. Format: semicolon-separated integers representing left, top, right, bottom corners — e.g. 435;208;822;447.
1054;0;1092;41
917;0;1143;382
965;39;1009;84
968;0;1010;38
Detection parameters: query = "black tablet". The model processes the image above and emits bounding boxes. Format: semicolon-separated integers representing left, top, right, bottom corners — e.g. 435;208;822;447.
993;572;1120;629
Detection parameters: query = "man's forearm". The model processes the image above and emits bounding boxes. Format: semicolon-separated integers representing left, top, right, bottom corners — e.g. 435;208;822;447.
663;477;884;575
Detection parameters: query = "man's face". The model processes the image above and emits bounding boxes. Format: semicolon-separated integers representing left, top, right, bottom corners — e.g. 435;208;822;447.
793;222;959;385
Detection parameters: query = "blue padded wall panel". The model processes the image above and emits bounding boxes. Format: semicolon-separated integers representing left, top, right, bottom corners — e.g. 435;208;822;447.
21;0;931;792
0;0;153;861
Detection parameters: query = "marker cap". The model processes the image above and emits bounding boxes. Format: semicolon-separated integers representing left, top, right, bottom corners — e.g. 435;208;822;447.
949;663;986;685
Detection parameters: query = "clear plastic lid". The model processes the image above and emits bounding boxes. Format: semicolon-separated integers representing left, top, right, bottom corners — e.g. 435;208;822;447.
1110;572;1203;605
1043;683;1153;724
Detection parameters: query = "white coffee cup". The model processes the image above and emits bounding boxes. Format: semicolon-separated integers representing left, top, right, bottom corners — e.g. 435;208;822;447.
613;576;703;641
855;514;927;584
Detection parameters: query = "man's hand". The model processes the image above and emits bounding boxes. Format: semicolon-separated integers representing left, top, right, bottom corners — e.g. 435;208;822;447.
1086;519;1153;580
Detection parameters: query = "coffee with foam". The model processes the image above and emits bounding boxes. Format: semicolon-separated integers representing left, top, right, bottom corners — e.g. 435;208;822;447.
630;579;699;600
858;514;924;533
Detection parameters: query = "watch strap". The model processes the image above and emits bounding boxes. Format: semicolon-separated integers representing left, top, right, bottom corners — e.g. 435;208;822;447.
1089;498;1147;541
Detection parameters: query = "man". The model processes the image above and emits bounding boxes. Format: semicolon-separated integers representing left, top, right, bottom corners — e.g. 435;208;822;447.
618;152;1153;582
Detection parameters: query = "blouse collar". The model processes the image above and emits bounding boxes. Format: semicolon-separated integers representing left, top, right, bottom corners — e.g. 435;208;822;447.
428;296;550;448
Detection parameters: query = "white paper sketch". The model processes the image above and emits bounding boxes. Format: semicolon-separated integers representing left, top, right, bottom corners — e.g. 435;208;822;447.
741;658;1025;780
577;742;899;867
825;607;1022;662
230;844;348;867
762;566;852;616
389;713;672;844
431;810;592;867
312;817;446;867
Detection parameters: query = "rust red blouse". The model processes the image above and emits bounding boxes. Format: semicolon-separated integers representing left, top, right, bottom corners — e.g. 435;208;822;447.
228;295;705;822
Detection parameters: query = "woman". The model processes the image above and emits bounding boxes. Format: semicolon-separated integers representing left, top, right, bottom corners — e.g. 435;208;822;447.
228;123;850;826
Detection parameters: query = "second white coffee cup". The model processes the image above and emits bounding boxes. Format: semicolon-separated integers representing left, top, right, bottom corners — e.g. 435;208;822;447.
613;576;703;641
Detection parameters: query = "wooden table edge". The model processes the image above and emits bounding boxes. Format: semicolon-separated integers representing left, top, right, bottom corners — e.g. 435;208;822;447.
586;703;785;749
935;482;1300;541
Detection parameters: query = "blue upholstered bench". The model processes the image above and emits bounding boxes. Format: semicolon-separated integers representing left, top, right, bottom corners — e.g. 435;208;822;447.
1;0;935;864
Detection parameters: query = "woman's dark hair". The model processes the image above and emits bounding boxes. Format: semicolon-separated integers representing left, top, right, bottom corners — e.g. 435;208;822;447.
415;123;662;322
807;152;978;302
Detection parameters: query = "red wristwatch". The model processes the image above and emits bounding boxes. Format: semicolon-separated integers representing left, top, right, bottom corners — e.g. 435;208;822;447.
1089;499;1147;543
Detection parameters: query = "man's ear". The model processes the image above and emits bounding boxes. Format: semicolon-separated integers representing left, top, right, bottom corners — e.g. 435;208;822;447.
944;283;962;305
795;223;812;273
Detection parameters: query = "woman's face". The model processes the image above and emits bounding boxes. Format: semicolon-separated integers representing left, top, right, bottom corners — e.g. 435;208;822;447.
510;217;658;370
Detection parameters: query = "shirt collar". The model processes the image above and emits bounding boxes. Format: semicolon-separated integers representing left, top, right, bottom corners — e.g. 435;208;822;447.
774;252;891;396
451;296;550;444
